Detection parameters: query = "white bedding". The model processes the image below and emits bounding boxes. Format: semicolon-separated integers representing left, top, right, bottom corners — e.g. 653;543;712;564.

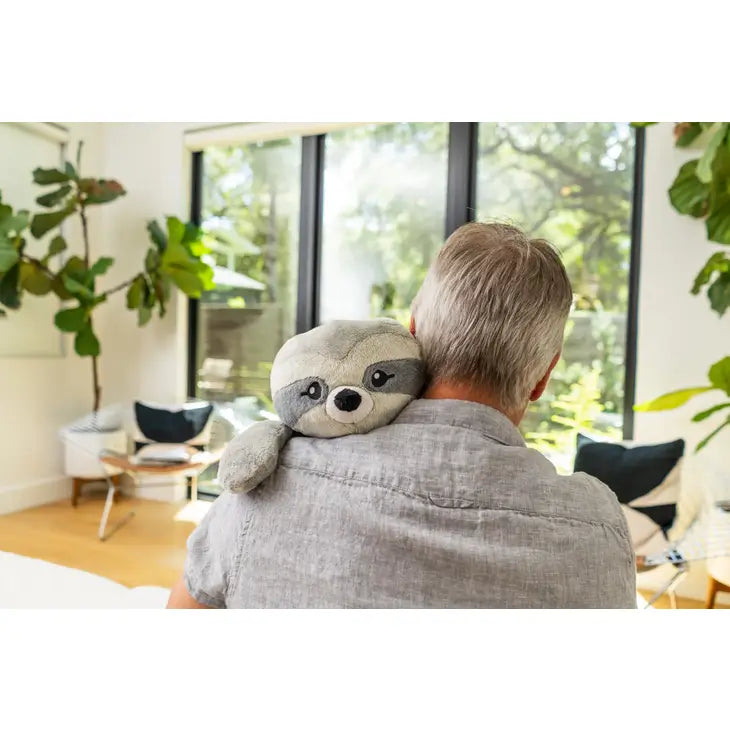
0;551;170;608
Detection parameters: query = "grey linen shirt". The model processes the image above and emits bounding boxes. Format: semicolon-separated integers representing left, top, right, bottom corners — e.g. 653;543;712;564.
185;399;636;608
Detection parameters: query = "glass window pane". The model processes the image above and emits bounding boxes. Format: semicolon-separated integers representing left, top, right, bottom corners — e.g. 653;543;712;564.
319;123;449;328
195;138;300;490
477;122;634;471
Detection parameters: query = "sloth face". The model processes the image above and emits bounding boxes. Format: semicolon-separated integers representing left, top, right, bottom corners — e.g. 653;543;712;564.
270;320;424;438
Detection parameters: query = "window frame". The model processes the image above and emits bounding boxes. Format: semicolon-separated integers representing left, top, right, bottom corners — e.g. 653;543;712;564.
188;122;645;441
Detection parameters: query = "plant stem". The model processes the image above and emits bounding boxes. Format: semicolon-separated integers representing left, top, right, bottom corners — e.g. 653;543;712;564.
18;253;57;279
78;201;99;413
79;204;90;268
91;326;102;413
99;275;137;299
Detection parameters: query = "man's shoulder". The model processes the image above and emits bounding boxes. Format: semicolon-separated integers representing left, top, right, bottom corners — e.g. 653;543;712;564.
278;427;626;534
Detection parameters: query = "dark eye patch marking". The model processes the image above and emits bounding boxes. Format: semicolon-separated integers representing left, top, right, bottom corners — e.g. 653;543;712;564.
302;381;322;400
274;376;329;428
370;369;394;388
362;359;424;396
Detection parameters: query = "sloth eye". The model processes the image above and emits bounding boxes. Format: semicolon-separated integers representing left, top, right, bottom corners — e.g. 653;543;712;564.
370;370;394;388
302;381;322;400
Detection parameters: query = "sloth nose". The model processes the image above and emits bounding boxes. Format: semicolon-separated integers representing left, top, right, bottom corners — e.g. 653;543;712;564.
334;389;362;412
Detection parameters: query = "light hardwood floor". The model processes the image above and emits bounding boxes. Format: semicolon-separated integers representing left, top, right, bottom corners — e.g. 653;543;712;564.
0;493;725;607
0;492;209;588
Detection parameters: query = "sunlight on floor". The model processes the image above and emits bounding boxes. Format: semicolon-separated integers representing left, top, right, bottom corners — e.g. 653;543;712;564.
174;499;211;524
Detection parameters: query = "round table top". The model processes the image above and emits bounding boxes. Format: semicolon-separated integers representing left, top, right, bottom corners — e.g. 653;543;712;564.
99;448;222;474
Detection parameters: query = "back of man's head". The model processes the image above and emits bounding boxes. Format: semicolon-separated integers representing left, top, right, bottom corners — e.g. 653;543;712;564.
411;221;573;413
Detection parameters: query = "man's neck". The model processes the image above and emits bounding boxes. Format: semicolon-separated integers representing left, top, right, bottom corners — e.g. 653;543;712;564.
422;381;524;426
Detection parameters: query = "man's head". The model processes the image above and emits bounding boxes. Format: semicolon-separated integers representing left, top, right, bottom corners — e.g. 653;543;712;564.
411;221;573;421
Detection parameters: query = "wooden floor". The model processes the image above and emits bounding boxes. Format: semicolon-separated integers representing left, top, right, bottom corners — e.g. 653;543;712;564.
0;492;209;588
1;493;727;607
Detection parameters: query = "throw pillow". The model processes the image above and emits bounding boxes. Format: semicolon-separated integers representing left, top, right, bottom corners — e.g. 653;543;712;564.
133;401;213;451
574;434;685;533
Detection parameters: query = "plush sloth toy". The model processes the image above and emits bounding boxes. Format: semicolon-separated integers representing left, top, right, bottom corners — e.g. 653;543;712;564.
218;318;424;494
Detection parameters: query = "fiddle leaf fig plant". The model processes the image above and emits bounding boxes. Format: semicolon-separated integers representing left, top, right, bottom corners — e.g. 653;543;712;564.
633;123;730;450
0;142;214;414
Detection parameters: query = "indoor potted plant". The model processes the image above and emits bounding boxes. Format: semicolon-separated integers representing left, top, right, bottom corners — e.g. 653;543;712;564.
0;143;214;478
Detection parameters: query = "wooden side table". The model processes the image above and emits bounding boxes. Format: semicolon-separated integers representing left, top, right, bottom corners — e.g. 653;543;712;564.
97;448;222;541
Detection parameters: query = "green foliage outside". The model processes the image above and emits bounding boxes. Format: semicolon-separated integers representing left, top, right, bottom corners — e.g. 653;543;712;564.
199;123;635;470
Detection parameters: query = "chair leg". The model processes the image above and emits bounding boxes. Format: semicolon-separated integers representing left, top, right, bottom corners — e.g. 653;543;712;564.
98;474;135;541
706;577;719;609
190;474;198;502
668;589;677;610
111;474;122;502
98;480;116;540
72;478;81;507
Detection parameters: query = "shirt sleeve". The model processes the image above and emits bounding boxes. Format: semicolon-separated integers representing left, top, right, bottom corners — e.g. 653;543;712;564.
184;491;248;608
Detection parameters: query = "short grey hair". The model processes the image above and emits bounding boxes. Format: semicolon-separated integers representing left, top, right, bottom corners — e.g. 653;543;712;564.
411;222;573;412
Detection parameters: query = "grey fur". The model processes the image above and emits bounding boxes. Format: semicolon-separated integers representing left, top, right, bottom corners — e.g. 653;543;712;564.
279;319;413;363
218;420;293;493
362;358;424;396
273;376;329;430
219;319;424;493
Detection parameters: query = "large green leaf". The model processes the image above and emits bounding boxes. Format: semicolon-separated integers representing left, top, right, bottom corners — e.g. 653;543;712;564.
19;262;53;295
145;248;160;274
54;306;87;332
64;161;78;180
0;263;21;309
692;402;730;422
60;255;88;282
47;235;67;259
634;387;715;412
89;256;114;278
0;241;19;272
691;252;730;294
32;167;71;185
168;268;205;298
696;124;729;183
668;160;710;218
707;271;730;314
167;216;185;247
30;205;75;239
146;220;167;252
708;356;730;394
138;306;152;326
705;192;730;244
126;275;146;310
36;184;72;209
51;276;73;301
696;416;730;452
74;323;100;357
674;122;704;148
0;210;30;237
162;239;194;267
181;221;202;245
62;275;94;301
79;178;126;206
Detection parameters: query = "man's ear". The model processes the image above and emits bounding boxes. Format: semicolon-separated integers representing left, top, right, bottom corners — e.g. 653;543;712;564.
529;352;561;402
409;315;416;336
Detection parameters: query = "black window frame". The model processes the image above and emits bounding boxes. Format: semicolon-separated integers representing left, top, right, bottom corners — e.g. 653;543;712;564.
188;122;645;445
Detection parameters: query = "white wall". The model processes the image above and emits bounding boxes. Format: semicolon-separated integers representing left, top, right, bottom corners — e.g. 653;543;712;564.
634;123;730;603
0;123;206;511
0;124;107;512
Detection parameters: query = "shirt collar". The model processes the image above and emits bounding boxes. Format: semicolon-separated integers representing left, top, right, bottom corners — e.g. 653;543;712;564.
395;398;526;448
